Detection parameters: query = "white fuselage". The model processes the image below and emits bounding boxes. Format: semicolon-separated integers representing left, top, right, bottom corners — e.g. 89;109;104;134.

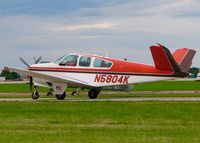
31;63;174;88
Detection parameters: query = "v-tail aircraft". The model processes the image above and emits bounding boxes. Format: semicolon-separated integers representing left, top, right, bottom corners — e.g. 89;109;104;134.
6;43;196;100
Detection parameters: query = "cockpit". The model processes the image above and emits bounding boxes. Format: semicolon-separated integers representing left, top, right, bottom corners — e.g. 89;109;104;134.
55;54;112;68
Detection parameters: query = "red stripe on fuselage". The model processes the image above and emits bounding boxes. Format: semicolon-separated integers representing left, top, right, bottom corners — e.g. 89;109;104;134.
29;59;174;76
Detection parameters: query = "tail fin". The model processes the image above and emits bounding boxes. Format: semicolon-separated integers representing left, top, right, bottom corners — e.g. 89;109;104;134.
150;43;196;77
173;48;196;73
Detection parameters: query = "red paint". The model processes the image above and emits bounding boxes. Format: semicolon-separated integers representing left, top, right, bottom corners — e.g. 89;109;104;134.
173;48;189;64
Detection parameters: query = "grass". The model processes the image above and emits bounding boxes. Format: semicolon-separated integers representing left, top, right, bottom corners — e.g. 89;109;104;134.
133;80;200;91
0;83;48;92
0;80;200;93
1;101;200;143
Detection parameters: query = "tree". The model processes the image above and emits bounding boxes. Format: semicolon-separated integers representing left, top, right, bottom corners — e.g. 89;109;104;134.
1;69;21;80
189;67;199;78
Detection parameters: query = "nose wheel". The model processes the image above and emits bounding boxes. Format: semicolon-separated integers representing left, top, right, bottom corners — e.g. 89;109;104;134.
32;86;40;100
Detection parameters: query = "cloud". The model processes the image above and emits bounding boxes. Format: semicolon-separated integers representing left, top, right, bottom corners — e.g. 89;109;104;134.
0;0;131;16
78;35;100;39
140;0;193;13
0;0;200;68
66;23;116;31
48;22;116;32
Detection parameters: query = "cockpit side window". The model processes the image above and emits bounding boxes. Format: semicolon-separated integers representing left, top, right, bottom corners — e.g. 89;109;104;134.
79;56;91;67
59;55;78;66
93;58;112;68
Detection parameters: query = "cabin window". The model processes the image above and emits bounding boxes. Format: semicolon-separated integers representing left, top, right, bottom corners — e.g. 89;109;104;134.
79;56;91;67
59;55;78;66
93;58;112;68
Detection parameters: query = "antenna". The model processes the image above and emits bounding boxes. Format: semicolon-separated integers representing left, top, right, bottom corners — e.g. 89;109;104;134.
105;52;108;58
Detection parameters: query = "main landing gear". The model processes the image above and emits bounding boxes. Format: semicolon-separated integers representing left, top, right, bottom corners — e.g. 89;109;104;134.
71;87;82;96
88;89;101;99
47;88;53;96
56;92;66;100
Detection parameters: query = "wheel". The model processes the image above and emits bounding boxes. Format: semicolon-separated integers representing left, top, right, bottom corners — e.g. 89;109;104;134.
47;91;53;96
71;91;77;96
88;89;100;99
56;92;66;100
32;90;40;100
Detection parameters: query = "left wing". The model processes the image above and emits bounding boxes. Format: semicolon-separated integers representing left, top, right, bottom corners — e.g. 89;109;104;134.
6;67;90;87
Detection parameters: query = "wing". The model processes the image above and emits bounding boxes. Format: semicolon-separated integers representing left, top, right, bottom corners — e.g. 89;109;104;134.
6;67;90;87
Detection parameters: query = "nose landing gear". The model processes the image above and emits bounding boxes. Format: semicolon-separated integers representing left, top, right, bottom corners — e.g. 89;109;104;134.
32;86;40;100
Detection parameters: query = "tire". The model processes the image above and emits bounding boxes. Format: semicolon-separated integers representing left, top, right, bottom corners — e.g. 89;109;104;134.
32;90;40;100
88;89;100;99
56;92;66;100
47;92;53;96
71;91;76;96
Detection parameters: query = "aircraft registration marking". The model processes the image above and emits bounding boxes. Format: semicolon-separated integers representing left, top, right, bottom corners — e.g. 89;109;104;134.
94;74;130;84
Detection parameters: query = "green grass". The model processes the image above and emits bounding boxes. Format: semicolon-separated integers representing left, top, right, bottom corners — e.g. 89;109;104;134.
133;80;200;91
1;101;200;143
1;80;200;93
0;83;48;92
0;83;77;92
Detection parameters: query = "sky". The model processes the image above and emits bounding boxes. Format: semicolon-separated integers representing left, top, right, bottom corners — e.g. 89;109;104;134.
1;0;200;68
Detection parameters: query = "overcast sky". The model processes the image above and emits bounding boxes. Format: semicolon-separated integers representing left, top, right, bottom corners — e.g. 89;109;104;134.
1;0;200;68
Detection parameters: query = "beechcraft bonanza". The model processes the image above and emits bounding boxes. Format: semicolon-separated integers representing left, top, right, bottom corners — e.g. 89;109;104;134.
6;43;196;100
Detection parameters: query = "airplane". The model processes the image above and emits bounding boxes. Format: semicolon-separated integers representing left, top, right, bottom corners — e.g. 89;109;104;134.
5;43;196;100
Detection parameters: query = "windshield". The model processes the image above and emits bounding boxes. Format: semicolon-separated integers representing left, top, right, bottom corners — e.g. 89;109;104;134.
54;55;66;64
55;55;79;66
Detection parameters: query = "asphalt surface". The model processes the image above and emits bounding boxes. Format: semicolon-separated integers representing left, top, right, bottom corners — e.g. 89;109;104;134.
1;97;200;102
0;90;200;96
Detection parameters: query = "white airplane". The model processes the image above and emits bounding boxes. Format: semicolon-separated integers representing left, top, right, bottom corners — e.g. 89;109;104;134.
6;44;196;100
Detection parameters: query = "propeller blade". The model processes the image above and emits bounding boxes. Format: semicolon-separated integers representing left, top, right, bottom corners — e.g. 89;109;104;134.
30;76;33;92
34;57;37;63
35;56;42;64
19;57;30;68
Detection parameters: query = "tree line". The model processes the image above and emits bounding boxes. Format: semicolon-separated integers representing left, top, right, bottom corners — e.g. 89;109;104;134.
0;69;21;80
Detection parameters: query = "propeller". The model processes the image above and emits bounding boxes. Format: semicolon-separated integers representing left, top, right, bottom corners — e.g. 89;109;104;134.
34;56;42;64
19;57;30;68
19;56;42;92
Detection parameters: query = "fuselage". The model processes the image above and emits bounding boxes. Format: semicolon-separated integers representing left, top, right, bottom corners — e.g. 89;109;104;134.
28;53;174;88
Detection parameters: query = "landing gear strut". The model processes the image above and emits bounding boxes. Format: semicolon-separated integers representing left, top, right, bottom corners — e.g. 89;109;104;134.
88;89;101;99
47;88;53;96
32;86;40;100
71;87;82;96
56;92;66;100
